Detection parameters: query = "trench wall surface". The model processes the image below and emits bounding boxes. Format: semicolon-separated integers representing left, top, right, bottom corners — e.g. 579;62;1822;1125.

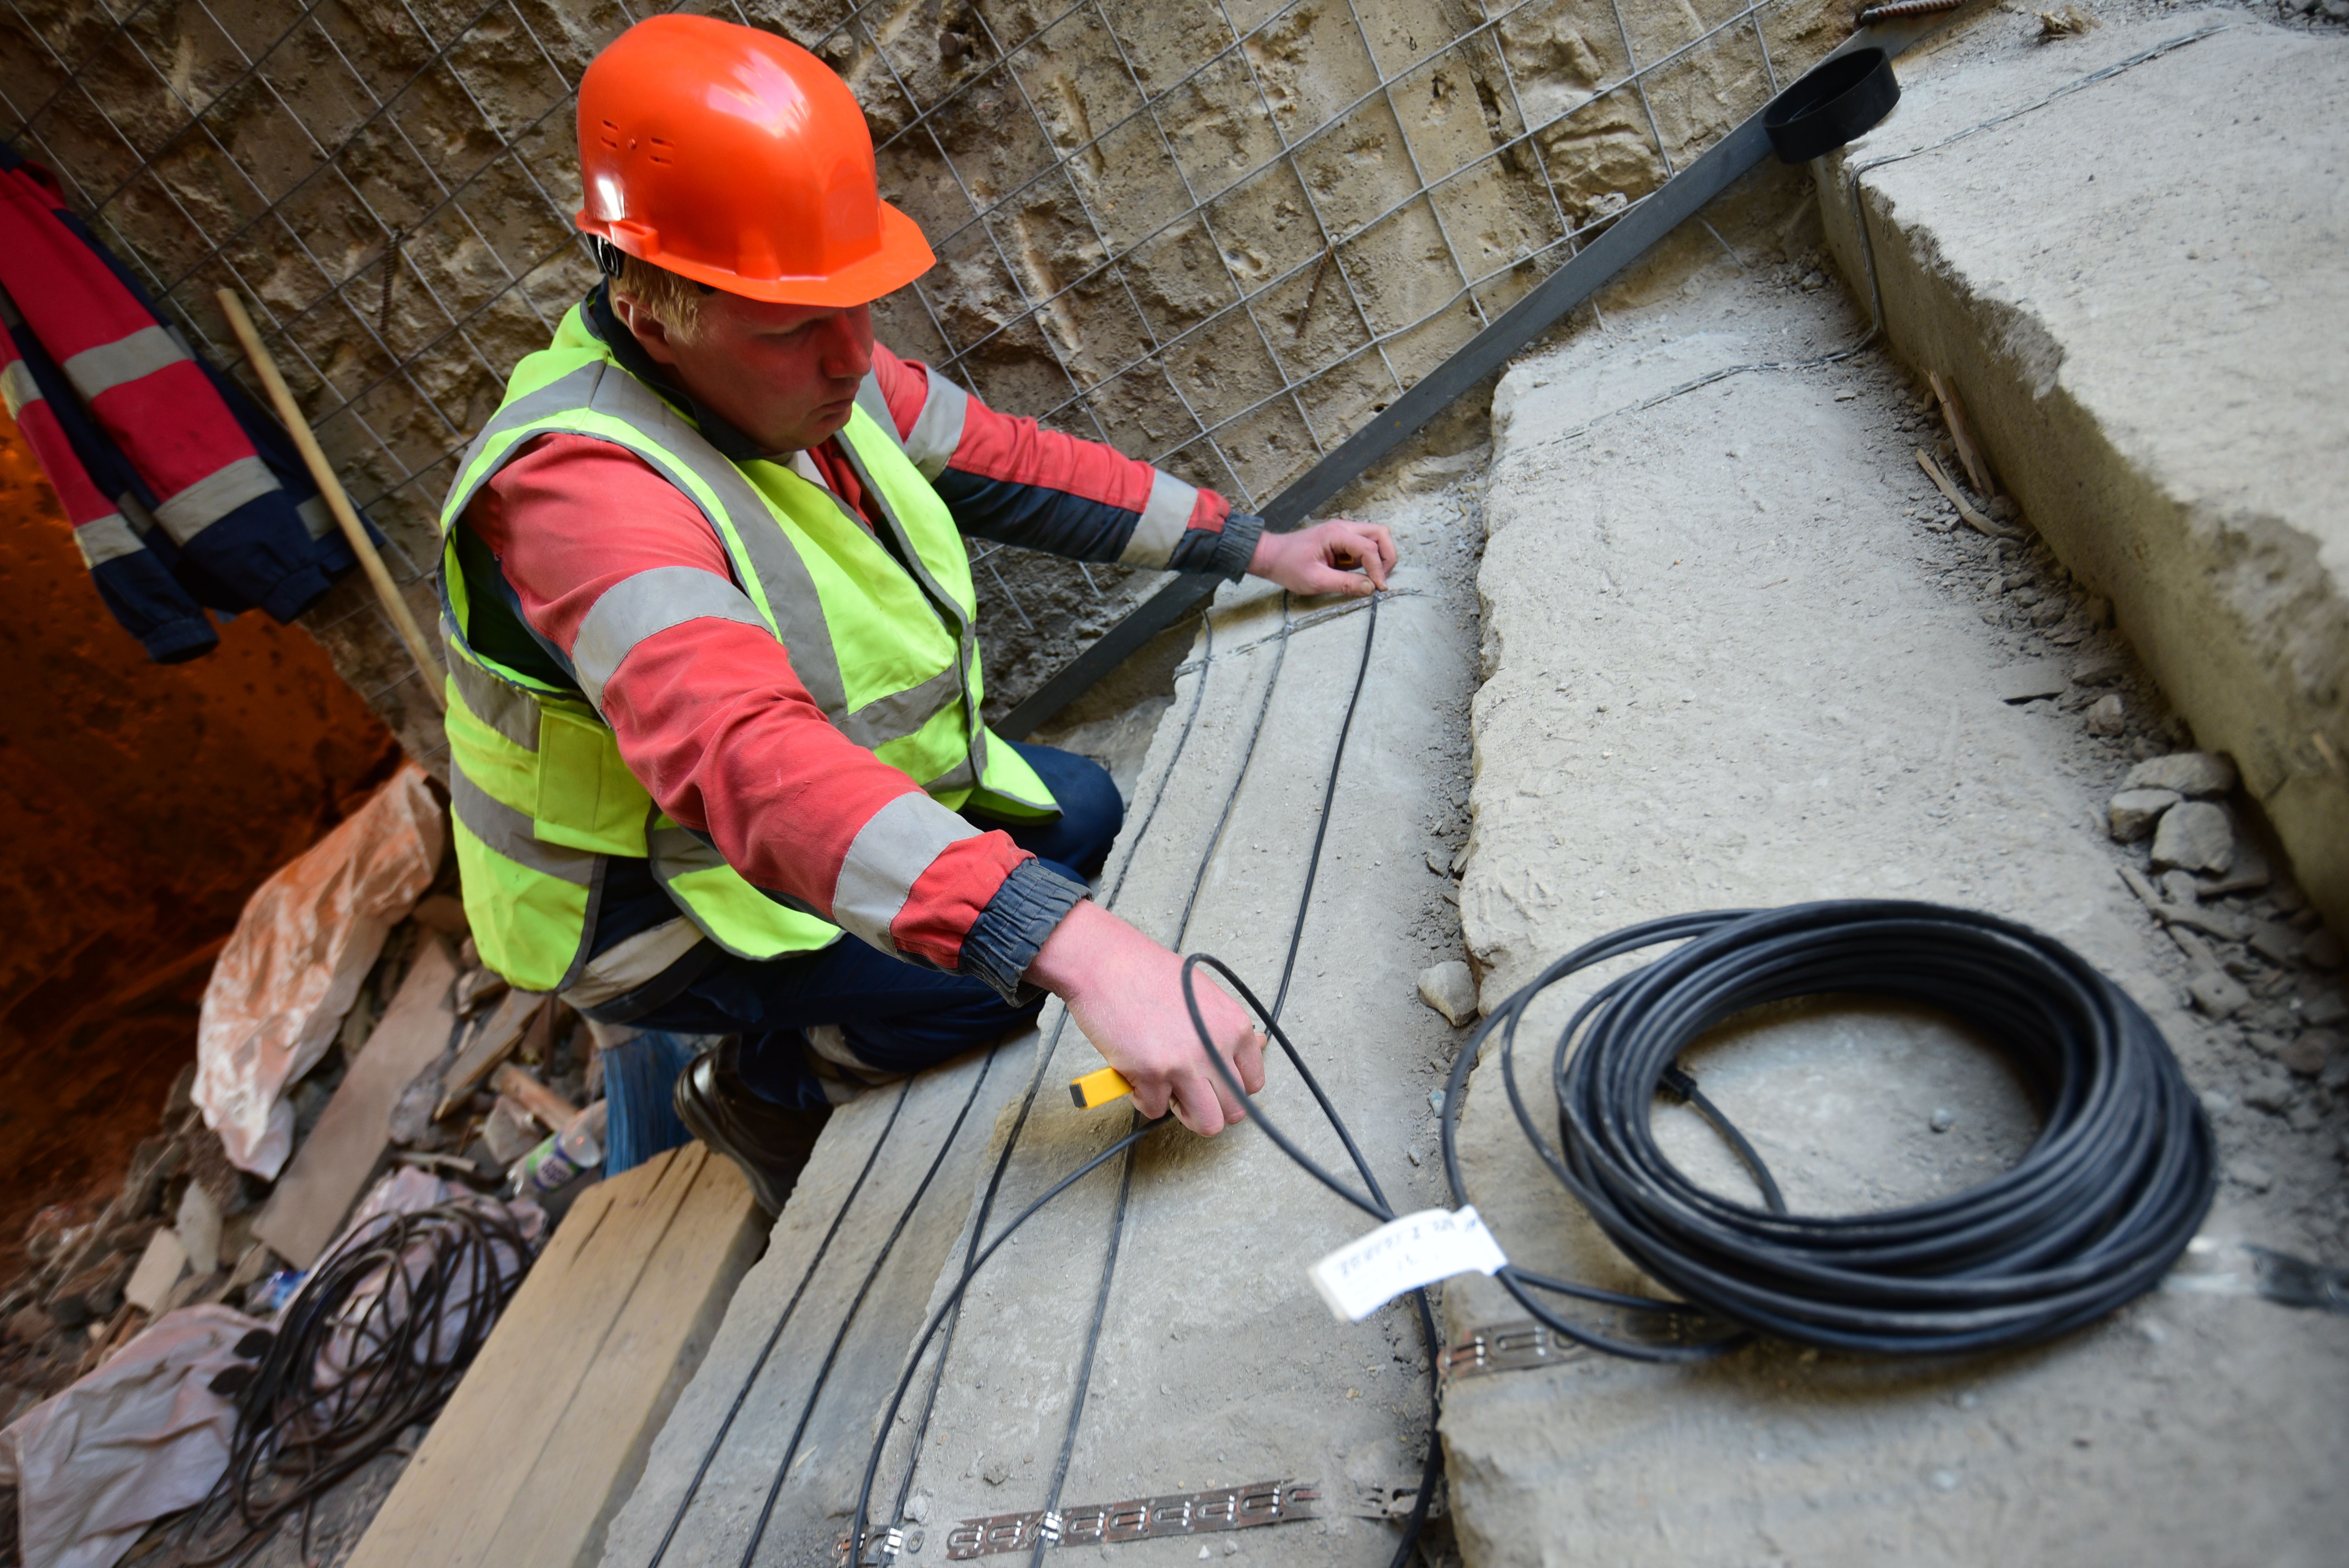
0;0;1851;742
0;413;400;1281
1816;9;2349;932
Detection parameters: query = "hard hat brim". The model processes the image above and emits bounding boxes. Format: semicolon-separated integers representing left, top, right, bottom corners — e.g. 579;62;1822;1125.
592;200;938;310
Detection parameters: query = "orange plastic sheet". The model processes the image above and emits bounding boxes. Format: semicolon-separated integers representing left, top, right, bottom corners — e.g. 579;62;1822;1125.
194;765;444;1178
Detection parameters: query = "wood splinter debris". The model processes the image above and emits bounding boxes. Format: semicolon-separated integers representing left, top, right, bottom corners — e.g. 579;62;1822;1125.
1928;370;1995;497
1916;449;2015;538
2038;7;2096;40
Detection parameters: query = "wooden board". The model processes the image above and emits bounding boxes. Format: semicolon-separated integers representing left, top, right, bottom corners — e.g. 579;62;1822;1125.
346;1143;765;1568
252;937;459;1268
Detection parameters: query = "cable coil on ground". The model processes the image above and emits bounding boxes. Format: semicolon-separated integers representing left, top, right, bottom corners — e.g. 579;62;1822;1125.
1429;902;2217;1358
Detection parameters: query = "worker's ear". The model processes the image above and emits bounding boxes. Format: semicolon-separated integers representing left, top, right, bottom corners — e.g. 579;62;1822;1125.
610;290;682;368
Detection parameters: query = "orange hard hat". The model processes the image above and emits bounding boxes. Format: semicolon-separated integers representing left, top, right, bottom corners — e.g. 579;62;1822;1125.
574;16;934;307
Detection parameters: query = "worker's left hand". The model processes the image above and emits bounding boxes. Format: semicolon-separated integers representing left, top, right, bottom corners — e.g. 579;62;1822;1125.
1249;518;1395;598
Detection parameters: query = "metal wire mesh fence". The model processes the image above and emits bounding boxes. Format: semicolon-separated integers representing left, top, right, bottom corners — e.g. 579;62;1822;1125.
0;0;1848;732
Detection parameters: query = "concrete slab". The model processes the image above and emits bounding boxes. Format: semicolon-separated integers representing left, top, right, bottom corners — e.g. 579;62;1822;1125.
604;470;1490;1567
1445;221;2349;1565
597;1035;1037;1568
1815;9;2349;933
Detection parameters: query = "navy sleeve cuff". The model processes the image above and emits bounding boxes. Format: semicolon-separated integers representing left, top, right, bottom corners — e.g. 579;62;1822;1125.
1166;510;1264;581
960;857;1091;1005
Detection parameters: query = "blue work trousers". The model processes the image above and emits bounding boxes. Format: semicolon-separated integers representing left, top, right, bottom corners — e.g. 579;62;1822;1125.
626;741;1123;1107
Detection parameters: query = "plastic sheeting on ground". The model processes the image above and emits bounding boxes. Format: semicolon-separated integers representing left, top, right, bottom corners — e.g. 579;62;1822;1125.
194;764;445;1178
0;1306;263;1568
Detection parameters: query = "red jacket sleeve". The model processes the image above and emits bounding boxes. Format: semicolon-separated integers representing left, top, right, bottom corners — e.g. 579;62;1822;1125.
462;433;1034;972
867;344;1263;578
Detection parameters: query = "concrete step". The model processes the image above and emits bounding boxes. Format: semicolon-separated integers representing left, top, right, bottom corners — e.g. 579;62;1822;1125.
1818;7;2349;932
601;475;1486;1568
1442;140;2349;1562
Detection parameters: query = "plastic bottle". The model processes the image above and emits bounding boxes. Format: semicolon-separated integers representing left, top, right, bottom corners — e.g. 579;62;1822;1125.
512;1100;608;1197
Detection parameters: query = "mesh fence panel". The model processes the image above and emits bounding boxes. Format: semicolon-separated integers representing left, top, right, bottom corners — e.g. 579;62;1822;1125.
0;0;1848;721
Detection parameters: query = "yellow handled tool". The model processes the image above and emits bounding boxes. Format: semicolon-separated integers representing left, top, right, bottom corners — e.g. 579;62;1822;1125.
1069;1066;1133;1110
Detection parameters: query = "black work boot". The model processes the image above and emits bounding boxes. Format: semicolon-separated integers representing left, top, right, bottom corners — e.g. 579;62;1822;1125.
672;1037;829;1214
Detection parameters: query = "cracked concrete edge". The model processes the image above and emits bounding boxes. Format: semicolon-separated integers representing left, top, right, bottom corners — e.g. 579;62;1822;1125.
1813;10;2349;935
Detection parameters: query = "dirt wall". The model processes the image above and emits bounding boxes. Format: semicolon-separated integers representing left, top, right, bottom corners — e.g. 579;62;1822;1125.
0;415;401;1265
2;0;1852;726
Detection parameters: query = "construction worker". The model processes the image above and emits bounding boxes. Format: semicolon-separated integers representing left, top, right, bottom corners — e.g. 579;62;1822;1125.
437;15;1396;1209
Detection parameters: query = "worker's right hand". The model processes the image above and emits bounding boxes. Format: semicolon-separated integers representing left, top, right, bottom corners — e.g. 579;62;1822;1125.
1025;900;1267;1135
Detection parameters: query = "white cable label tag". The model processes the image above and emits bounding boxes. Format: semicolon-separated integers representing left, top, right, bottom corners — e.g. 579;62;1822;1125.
1309;1206;1508;1322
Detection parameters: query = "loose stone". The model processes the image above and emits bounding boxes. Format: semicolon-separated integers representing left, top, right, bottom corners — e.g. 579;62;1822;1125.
2242;1070;2296;1115
2151;800;2235;875
2189;966;2249;1019
1929;1107;1955;1133
2122;751;2237;798
2278;1030;2331;1078
2084;693;2125;735
2106;788;2179;841
1417;960;1479;1027
2070;652;2126;686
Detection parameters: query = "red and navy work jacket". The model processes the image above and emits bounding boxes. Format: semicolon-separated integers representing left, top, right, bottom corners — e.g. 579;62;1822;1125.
0;147;358;663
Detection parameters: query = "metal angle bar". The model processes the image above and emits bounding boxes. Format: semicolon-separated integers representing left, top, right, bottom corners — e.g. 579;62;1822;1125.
999;25;1880;739
944;1479;1322;1560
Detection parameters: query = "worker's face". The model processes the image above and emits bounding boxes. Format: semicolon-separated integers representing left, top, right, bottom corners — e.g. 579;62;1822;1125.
613;288;875;455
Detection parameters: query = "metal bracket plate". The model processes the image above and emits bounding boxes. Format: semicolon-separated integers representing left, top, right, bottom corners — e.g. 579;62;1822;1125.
943;1479;1321;1559
1441;1320;1593;1381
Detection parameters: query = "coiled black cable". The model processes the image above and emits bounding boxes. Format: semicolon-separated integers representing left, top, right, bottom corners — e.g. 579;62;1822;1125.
1417;902;2217;1357
175;1198;534;1565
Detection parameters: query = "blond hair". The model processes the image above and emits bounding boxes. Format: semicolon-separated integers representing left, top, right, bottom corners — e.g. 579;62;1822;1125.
608;253;709;345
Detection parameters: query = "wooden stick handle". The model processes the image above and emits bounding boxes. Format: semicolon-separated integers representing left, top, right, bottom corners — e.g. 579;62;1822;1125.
214;287;446;711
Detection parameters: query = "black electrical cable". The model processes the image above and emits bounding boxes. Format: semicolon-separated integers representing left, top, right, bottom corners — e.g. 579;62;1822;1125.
1396;902;2219;1359
642;1080;913;1567
175;1198;535;1566
735;1050;1000;1567
852;594;1447;1568
1019;598;1297;1568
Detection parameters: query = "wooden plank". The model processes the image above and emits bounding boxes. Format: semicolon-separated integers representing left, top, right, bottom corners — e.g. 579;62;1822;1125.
346;1145;754;1568
346;1153;683;1568
487;1153;763;1568
252;937;460;1269
435;986;551;1118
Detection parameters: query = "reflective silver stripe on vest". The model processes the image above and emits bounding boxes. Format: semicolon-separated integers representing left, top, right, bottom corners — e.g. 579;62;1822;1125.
854;371;902;456
0;359;37;419
829;793;982;955
841;663;967;752
919;722;987;795
831;439;986;779
61;324;182;401
449;769;595;886
447;361;861;727
296;494;333;540
570;564;770;709
444;631;544;752
73;513;143;568
154;454;280;542
900;371;968;480
1117;467;1200;568
451;357;975;772
560;916;706;1009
